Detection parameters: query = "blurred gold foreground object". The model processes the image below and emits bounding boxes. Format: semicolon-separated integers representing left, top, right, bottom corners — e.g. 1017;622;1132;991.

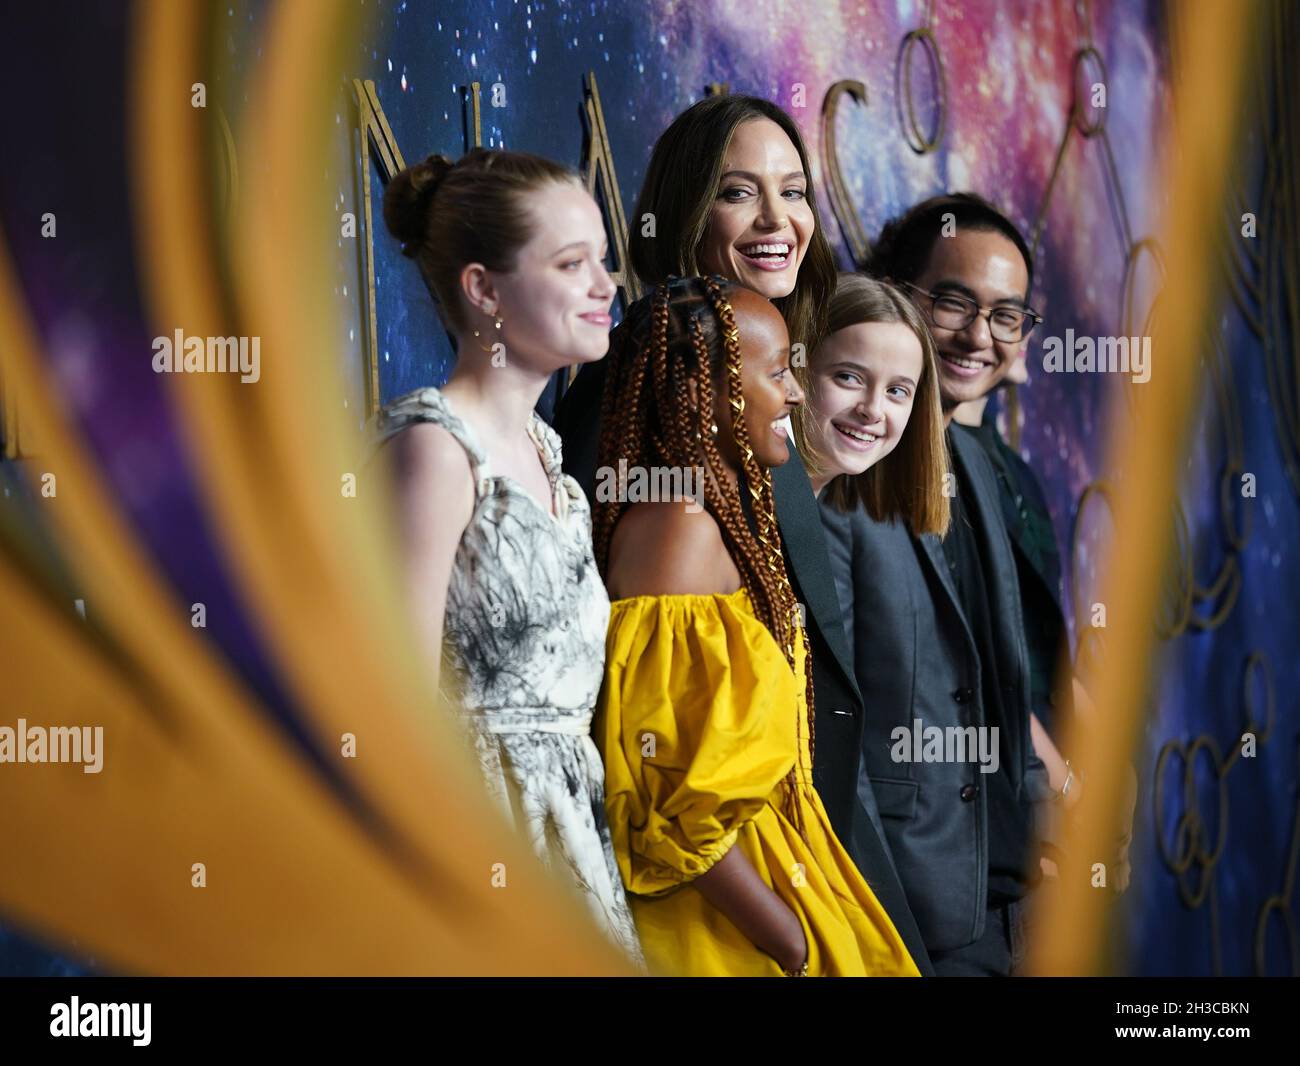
0;0;632;976
1025;0;1256;976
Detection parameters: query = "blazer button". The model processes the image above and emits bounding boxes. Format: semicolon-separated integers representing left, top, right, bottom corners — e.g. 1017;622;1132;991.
953;687;974;704
960;784;979;802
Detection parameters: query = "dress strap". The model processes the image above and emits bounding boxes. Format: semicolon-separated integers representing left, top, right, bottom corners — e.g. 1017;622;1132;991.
529;412;586;522
372;386;491;495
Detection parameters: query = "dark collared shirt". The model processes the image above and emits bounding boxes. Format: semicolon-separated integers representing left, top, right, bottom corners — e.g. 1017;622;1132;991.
970;418;1067;736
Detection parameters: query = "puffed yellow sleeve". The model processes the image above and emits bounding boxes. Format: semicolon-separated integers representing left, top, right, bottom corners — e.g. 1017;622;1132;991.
594;592;799;897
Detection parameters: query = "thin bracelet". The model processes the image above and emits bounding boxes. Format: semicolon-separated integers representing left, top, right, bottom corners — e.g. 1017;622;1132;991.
1061;759;1077;797
783;960;809;977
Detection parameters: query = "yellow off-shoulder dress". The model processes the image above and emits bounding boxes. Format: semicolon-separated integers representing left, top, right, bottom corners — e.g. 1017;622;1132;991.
595;589;921;977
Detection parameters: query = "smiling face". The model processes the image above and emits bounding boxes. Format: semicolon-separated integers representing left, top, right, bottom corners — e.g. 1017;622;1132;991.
696;118;815;302
911;228;1030;409
712;288;804;469
478;180;616;371
806;321;923;485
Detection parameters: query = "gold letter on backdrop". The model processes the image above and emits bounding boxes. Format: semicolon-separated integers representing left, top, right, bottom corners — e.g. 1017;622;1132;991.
466;81;483;147
352;78;406;419
581;71;639;312
352;74;639;401
820;80;871;269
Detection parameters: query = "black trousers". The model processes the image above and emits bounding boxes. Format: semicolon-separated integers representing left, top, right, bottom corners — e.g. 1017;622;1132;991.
929;897;1030;976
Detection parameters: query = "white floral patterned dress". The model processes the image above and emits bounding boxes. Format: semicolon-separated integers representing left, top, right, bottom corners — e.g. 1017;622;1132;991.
376;386;643;966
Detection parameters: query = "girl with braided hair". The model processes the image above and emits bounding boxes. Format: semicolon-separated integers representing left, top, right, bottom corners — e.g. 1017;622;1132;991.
592;274;920;977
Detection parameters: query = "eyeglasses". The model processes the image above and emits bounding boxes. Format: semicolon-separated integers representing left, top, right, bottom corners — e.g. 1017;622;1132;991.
901;282;1042;343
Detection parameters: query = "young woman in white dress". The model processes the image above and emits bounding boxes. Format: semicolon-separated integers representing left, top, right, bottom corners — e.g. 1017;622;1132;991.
374;147;642;964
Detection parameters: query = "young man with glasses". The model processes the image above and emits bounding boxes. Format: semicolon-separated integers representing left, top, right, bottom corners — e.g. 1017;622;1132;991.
950;338;1137;901
830;193;1064;975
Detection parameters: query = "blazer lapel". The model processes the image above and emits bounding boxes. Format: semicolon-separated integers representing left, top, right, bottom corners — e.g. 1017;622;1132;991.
770;457;861;702
949;424;1031;774
916;531;977;652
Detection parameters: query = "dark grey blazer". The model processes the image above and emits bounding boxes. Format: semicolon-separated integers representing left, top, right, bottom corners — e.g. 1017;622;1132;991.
770;457;932;975
819;424;1052;954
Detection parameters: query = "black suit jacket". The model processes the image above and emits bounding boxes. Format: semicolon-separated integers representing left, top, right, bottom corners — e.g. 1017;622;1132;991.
819;424;1053;954
553;359;934;975
970;421;1072;736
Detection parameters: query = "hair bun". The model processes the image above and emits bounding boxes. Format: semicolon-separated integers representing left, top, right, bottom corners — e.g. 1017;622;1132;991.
382;153;454;256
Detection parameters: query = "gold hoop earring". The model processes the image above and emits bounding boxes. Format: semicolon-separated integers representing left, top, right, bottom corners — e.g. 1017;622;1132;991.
472;314;503;353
